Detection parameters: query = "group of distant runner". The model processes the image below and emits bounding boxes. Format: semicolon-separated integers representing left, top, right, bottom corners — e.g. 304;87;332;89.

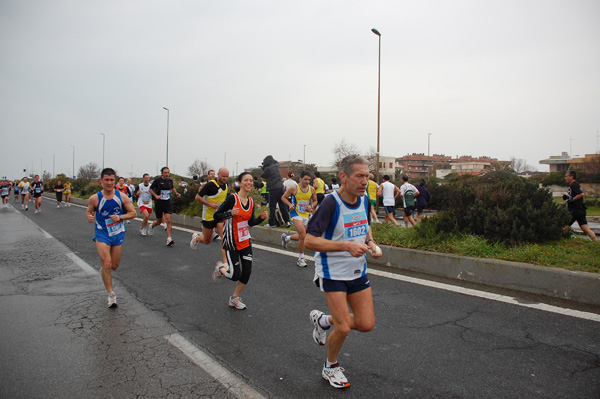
6;156;596;390
0;175;72;212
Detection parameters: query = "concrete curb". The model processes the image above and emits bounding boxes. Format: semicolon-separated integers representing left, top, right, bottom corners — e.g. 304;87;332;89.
49;195;600;307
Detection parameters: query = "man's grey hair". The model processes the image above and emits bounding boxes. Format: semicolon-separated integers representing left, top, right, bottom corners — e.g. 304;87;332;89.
338;154;370;176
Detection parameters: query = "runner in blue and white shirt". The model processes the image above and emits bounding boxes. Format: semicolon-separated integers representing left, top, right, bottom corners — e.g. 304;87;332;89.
304;155;382;390
86;168;137;308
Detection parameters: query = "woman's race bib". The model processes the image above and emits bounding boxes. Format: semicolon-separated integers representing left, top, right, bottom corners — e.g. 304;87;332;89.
237;220;250;242
105;218;125;237
160;190;170;200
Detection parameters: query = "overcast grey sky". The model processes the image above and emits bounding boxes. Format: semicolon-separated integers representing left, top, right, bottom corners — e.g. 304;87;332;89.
1;0;599;180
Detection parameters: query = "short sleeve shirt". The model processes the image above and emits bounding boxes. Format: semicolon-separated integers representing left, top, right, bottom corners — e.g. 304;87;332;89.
150;178;174;202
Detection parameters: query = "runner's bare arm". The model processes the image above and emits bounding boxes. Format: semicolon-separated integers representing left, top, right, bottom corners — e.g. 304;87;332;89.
86;195;98;223
120;195;138;221
281;186;296;210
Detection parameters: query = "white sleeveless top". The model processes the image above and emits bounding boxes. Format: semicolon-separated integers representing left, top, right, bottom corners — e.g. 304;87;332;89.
314;190;370;281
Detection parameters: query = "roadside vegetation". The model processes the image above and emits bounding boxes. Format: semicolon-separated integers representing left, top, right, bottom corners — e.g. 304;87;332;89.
372;223;599;274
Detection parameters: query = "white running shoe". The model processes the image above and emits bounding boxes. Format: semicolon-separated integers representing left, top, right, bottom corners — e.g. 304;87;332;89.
281;233;289;249
166;237;174;246
107;292;118;308
148;224;154;236
297;257;307;267
212;261;226;283
140;227;147;236
310;309;328;346
161;222;167;230
322;363;350;389
35;209;38;214
228;296;246;310
190;233;199;249
57;205;60;208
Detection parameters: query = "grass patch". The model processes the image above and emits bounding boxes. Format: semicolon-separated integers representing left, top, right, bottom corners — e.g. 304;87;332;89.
371;224;599;273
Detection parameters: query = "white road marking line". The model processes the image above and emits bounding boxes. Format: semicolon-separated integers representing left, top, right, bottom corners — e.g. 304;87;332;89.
181;229;600;322
166;333;265;399
369;269;600;323
66;252;98;275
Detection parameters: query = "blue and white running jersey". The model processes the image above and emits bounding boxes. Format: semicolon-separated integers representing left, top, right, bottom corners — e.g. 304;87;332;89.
95;191;125;236
311;190;370;281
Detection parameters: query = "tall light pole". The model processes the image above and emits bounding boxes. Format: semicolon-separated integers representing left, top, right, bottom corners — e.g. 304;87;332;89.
570;137;575;156
303;144;307;165
428;133;432;157
100;133;105;170
163;107;170;167
371;28;382;187
70;145;75;179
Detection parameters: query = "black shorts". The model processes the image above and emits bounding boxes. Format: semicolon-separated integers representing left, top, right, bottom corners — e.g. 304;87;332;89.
569;207;588;228
316;193;325;205
202;219;222;230
415;206;425;215
403;206;415;217
315;274;371;294
154;200;172;218
33;193;42;198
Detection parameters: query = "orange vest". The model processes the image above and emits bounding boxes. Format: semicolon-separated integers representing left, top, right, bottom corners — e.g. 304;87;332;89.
232;193;254;250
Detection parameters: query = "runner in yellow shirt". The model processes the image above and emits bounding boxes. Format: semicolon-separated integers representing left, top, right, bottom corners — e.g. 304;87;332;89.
281;171;318;267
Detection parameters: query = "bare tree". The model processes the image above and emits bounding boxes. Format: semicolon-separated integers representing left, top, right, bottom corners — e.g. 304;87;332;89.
332;138;359;167
363;146;378;173
509;157;534;173
42;171;52;181
77;162;100;180
188;159;210;177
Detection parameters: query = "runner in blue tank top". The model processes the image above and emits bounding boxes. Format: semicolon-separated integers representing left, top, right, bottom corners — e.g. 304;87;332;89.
305;155;382;389
86;168;137;308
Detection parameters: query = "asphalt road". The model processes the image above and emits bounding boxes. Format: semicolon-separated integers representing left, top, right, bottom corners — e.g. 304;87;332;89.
1;197;599;398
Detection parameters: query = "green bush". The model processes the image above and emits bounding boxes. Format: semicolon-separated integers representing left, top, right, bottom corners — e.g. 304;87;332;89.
172;185;199;214
416;171;571;245
80;182;102;198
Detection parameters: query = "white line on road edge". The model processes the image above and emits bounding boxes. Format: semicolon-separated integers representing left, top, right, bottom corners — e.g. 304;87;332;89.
370;269;600;323
165;333;266;399
66;252;98;275
257;243;599;322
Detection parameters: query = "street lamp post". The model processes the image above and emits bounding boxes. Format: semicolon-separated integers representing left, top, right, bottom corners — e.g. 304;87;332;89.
71;145;75;179
428;133;432;157
303;144;307;165
100;133;105;170
372;28;382;187
163;107;170;167
372;28;382;215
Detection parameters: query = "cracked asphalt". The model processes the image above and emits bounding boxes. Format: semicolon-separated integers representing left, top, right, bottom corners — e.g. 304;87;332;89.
1;198;599;398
